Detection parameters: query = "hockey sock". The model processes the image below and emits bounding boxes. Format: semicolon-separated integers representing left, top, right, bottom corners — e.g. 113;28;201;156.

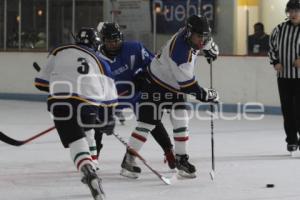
70;138;94;171
170;109;189;155
85;129;98;162
128;121;155;152
173;127;189;155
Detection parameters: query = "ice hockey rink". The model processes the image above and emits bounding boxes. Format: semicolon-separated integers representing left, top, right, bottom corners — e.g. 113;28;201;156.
0;100;300;200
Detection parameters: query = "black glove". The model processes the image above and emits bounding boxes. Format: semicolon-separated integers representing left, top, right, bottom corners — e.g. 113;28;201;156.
198;88;219;103
96;107;116;135
100;116;115;135
203;39;219;64
132;68;151;92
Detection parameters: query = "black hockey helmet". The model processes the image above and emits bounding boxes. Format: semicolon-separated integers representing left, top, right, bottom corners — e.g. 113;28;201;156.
75;27;101;51
100;22;123;42
99;22;123;57
186;15;211;37
185;15;211;49
286;0;300;12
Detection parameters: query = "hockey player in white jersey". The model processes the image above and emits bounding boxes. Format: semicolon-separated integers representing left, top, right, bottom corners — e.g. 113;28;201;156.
34;27;118;200
121;15;219;178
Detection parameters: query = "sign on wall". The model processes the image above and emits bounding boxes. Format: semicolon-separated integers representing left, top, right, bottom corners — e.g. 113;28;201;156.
150;0;215;34
112;0;152;48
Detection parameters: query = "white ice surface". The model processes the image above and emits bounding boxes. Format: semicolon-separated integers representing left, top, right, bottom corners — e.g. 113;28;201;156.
0;100;300;200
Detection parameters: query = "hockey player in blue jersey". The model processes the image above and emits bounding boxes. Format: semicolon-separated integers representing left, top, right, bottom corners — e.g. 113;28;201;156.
34;27;116;200
94;22;176;177
121;15;219;178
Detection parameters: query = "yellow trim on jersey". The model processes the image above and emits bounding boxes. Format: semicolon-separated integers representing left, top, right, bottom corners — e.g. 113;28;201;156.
169;33;192;63
187;50;192;63
169;35;178;57
148;72;180;94
51;45;105;74
48;96;117;107
180;80;197;88
34;82;49;87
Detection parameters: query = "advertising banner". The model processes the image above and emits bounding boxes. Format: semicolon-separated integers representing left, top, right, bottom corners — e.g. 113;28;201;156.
112;0;152;48
150;0;215;34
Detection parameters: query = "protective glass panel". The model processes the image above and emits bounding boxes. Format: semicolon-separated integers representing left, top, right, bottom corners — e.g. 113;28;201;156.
75;0;103;33
6;0;19;49
21;0;46;49
49;0;73;48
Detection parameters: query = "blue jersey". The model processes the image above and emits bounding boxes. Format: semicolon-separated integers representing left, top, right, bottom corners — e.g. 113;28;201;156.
99;41;154;109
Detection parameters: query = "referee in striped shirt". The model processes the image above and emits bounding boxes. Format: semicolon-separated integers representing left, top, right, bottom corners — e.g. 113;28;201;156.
269;0;300;153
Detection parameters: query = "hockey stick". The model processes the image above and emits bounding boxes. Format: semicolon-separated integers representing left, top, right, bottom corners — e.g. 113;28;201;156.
112;132;171;185
0;63;55;146
0;126;56;146
209;60;215;180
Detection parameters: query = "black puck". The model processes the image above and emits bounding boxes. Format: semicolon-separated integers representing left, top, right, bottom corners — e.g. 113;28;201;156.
266;184;274;188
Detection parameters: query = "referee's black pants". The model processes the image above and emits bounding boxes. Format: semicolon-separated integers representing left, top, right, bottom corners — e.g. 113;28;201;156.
277;78;300;145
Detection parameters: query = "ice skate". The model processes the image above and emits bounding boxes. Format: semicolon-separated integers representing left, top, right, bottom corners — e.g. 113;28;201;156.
175;154;196;178
287;144;298;156
120;152;141;179
81;164;105;200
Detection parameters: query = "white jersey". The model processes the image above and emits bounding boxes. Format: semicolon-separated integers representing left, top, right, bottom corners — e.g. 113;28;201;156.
35;44;118;107
149;28;199;93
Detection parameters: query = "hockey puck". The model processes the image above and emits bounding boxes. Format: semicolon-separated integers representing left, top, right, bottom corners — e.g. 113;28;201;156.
266;184;275;188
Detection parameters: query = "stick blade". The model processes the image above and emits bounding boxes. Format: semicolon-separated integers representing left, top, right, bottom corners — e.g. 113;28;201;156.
161;176;172;185
0;131;23;146
209;170;215;180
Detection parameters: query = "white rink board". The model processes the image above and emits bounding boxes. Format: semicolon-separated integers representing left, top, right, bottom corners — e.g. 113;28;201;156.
0;53;279;106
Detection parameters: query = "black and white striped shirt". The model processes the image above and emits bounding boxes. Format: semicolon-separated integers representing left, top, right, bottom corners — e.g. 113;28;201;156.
269;20;300;79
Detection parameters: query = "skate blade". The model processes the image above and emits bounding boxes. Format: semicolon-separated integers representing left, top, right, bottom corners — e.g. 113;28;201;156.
168;168;177;173
91;179;105;200
177;170;196;178
290;151;297;157
120;168;139;179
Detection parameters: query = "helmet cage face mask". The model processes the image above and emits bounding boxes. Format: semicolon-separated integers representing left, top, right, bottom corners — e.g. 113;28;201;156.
100;22;123;56
103;38;122;56
186;15;211;49
188;32;210;50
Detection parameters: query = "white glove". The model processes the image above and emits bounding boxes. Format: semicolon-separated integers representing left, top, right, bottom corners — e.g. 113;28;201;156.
97;22;104;32
203;88;219;103
203;39;219;64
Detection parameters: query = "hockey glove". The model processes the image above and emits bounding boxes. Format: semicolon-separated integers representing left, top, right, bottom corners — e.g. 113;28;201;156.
100;116;116;136
203;39;219;64
96;107;116;135
199;88;219;103
132;68;151;92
